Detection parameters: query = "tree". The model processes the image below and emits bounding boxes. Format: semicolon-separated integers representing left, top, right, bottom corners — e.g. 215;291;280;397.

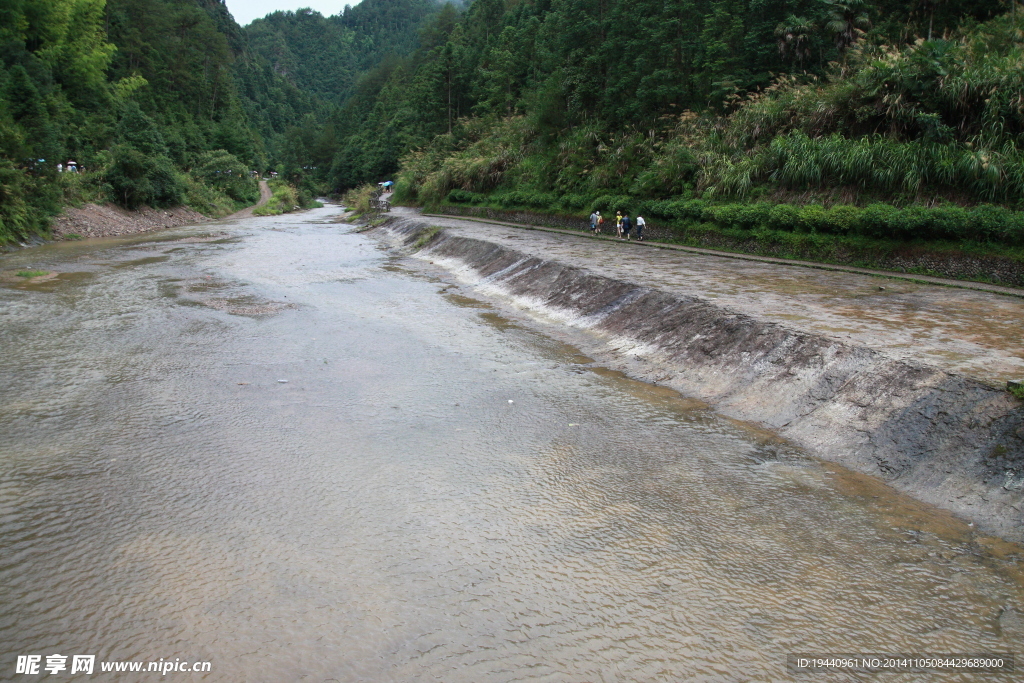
775;16;815;72
826;0;871;55
701;0;747;105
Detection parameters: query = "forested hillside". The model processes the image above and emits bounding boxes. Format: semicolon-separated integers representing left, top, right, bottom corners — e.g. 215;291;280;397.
290;0;1009;193
3;0;1024;254
244;0;440;102
346;0;1024;262
0;0;434;244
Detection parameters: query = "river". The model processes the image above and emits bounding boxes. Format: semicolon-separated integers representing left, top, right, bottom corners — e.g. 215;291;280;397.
1;206;1021;681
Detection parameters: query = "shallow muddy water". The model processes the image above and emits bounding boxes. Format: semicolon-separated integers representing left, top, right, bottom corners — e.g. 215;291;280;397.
1;207;1022;682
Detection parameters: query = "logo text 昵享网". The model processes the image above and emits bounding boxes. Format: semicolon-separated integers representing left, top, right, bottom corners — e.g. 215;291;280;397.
16;655;212;675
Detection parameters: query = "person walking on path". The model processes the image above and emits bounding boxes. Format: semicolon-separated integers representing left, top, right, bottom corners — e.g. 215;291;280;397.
635;215;646;241
615;211;623;238
590;210;602;234
621;213;632;240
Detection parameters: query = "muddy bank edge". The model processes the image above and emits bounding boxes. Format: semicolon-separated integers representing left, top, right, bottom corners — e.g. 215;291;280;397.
50;204;209;241
375;217;1024;544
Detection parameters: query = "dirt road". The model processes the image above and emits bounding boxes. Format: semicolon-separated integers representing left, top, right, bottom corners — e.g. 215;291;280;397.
229;180;272;219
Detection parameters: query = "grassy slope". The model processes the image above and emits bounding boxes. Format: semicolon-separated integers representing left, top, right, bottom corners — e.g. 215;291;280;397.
393;14;1024;283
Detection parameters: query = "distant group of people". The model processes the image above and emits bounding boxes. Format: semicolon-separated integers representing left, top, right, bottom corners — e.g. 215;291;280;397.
589;210;645;241
57;160;79;173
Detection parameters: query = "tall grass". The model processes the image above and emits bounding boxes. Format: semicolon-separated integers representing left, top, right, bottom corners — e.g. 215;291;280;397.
707;132;1024;202
342;183;378;214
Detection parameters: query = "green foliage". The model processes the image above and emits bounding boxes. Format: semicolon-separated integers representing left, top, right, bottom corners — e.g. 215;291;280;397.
698;201;1024;245
192;150;258;204
0;161;61;245
342;183;378;214
253;179;304;216
275;0;1011;191
387;8;1024;256
114;102;169;157
0;0;1020;250
0;0;279;239
446;189;475;204
16;270;48;278
103;145;184;209
56;169;104;206
180;173;236;217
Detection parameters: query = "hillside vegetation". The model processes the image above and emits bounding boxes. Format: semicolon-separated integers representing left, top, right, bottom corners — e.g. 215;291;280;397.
4;0;1024;266
0;0;273;243
0;0;433;245
397;11;1024;249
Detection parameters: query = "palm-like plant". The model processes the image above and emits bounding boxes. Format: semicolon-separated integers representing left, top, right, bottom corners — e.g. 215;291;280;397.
825;0;871;56
775;15;815;72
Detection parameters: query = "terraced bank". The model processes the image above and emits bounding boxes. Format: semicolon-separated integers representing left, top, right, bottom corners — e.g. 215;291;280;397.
375;214;1024;544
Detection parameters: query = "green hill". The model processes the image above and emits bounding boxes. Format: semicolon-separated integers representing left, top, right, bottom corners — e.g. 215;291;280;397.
3;0;1024;265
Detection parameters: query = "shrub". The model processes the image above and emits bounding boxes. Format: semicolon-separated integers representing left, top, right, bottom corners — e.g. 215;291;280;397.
103;146;184;209
0;162;49;243
589;194;633;213
796;205;829;233
558;194;588;211
192;150;258;205
447;189;480;204
181;174;234;217
767;204;800;231
342;183;376;215
825;205;860;235
679;200;1024;247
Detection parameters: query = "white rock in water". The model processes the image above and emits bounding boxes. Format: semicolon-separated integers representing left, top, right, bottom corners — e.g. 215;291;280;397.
508;399;514;403
278;379;289;383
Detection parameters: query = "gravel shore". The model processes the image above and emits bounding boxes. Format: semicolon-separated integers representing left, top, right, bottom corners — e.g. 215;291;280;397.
51;203;209;240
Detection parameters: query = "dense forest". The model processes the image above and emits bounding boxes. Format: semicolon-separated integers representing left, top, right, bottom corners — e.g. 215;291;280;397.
2;0;1024;251
0;0;435;243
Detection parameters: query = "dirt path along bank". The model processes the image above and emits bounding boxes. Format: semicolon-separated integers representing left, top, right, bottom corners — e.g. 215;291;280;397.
228;181;272;219
375;212;1024;545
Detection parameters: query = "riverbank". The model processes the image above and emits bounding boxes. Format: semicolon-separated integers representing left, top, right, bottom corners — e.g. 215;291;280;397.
372;213;1024;544
23;180;277;246
49;203;209;241
434;204;1024;288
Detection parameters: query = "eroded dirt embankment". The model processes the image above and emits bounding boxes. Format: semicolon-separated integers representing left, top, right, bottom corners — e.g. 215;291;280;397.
51;203;208;240
375;217;1024;544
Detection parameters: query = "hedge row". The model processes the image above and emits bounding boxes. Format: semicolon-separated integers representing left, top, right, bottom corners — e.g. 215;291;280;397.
668;201;1024;245
446;189;1024;246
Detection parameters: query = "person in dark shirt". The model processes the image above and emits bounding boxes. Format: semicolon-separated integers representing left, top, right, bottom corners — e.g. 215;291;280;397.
621;213;632;240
